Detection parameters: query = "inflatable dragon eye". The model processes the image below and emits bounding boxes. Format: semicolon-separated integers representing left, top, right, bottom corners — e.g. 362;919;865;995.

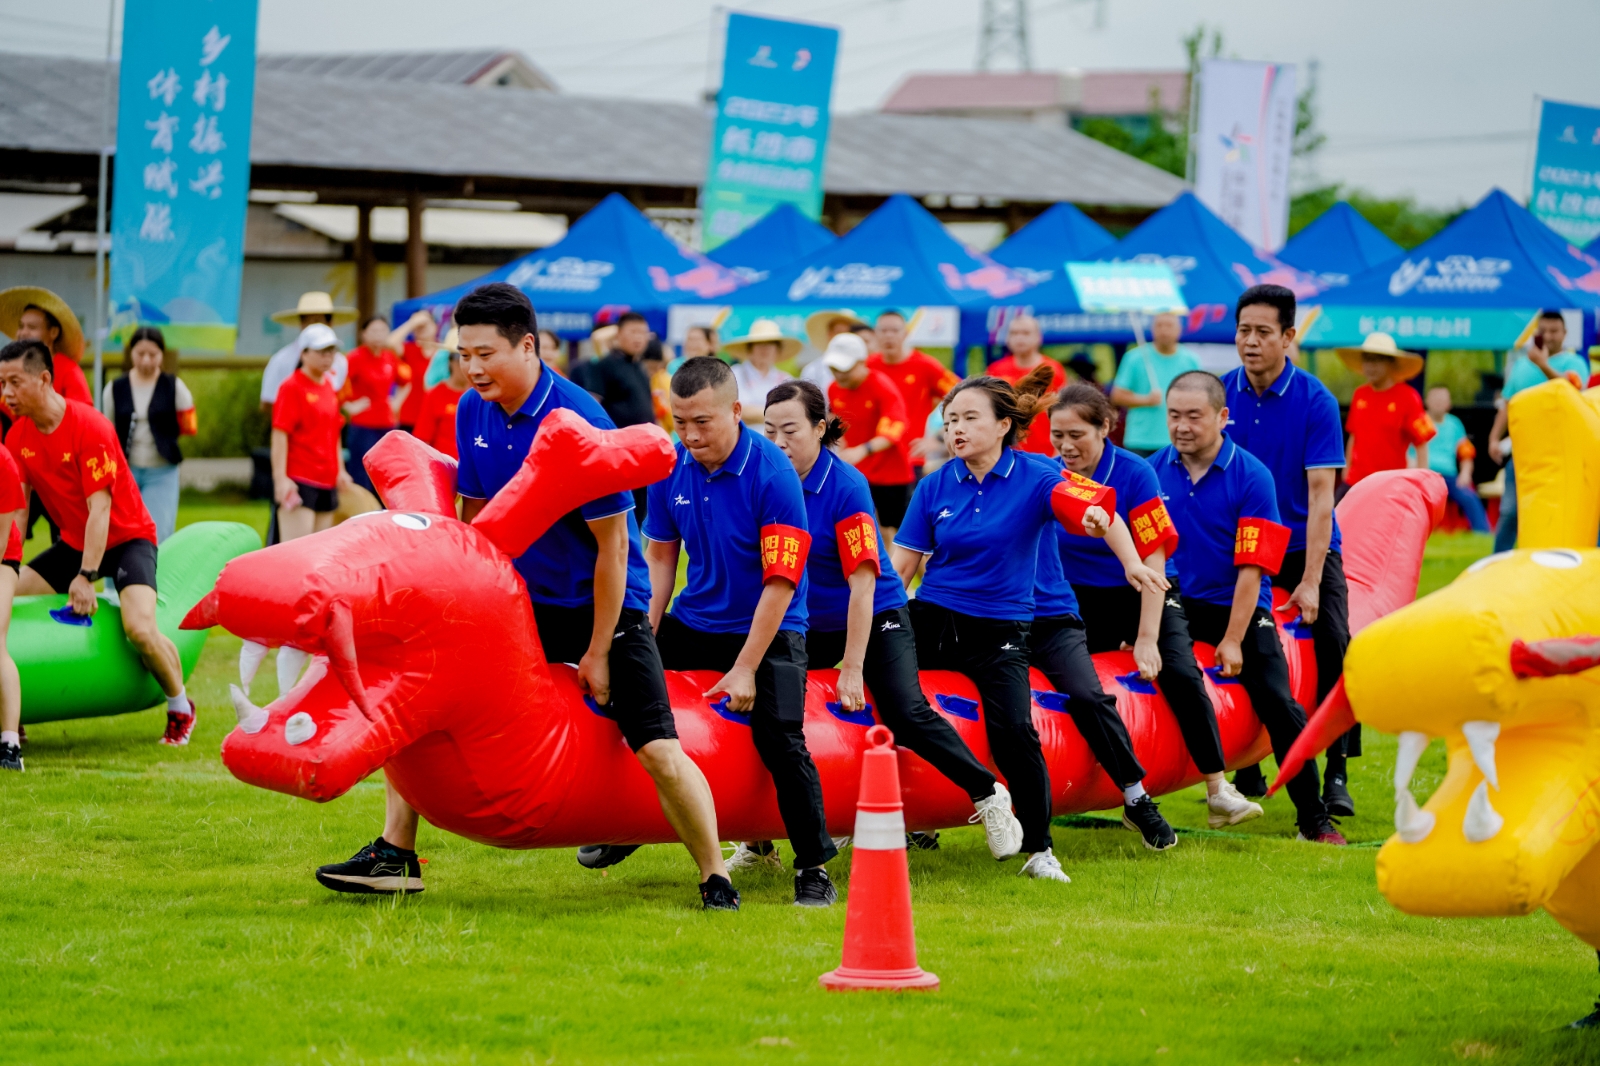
1530;549;1581;569
391;513;432;531
1466;551;1513;574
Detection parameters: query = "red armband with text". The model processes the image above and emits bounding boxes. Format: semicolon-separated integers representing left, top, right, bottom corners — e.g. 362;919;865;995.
176;408;198;436
760;523;811;585
1049;471;1116;536
1234;517;1290;575
1408;414;1437;446
1127;497;1179;559
834;511;881;578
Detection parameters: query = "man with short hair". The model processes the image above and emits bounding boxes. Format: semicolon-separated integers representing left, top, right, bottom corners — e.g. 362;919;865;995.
1110;312;1200;457
592;312;659;518
988;315;1065;454
1153;369;1341;844
824;334;914;539
0;339;194;744
867;309;961;478
1219;285;1354;813
644;356;838;906
316;284;736;910
260;292;353;407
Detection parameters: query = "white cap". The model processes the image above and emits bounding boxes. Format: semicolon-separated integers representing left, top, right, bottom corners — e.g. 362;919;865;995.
297;322;340;352
822;332;868;372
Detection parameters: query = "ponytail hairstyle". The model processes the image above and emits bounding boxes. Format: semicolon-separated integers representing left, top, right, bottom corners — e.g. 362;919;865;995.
765;378;846;447
943;361;1058;447
1049;382;1115;431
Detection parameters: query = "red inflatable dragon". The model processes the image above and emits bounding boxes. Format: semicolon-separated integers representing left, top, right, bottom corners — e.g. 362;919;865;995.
182;413;1442;847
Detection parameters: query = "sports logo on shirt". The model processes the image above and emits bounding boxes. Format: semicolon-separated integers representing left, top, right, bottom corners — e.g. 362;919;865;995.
936;508;954;520
19;448;33;459
306;391;319;404
474;435;488;448
674;494;691;506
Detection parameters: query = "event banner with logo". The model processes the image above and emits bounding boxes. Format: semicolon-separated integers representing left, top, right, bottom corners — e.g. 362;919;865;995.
109;0;259;352
1193;59;1296;251
1530;98;1600;245
700;12;839;250
1066;262;1188;315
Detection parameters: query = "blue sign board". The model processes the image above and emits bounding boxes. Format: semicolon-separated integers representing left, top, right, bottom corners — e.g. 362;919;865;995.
110;0;259;352
1531;98;1600;246
1065;262;1188;315
701;12;838;250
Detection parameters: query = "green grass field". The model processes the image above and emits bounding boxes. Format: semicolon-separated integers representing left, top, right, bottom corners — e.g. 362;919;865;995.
4;509;1597;1064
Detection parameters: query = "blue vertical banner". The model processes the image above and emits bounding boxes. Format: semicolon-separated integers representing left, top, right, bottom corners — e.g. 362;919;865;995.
110;0;259;352
700;11;838;251
1530;98;1600;246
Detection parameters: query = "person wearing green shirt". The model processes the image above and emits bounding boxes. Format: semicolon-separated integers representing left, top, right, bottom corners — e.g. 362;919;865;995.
1409;385;1489;532
1110;313;1201;455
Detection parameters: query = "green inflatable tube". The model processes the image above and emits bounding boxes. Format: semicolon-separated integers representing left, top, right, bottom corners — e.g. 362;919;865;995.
16;521;261;724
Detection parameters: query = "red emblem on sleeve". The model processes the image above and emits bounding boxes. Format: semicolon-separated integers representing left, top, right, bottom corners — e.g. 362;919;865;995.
760;523;811;585
1127;497;1179;559
1049;470;1116;536
834;511;881;579
1234;517;1290;575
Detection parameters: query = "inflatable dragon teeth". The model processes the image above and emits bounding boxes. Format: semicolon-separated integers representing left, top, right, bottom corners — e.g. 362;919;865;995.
186;417;1435;850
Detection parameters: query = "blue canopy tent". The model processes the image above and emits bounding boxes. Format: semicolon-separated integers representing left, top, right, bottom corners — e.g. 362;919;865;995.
705;203;835;286
391;193;742;338
1278;202;1403;289
1303;188;1600;351
990;202;1117;278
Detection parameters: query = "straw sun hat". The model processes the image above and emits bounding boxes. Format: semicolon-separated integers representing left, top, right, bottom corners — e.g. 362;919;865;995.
1335;331;1425;381
270;290;358;326
723;318;802;360
803;308;867;352
0;286;84;359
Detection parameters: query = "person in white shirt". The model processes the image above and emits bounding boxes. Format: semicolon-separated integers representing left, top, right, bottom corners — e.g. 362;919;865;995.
722;319;798;425
259;291;354;408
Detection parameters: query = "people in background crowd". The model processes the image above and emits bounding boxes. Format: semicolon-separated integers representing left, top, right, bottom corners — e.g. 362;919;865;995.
537;329;568;378
1412;385;1489;533
412;349;468;459
641;338;673;436
800;309;867;391
822;333;914;540
592;312;661;517
986;315;1065;454
1110;312;1200;457
0;433;26;771
682;324;717;368
102;327;196;544
867;309;961;479
0;287;93;405
271;325;351;542
723;319;798;426
1339;332;1433;488
260;291;353;407
341;316;401;495
386;311;437;433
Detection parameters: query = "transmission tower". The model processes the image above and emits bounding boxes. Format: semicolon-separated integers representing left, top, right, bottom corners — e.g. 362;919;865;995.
977;0;1032;71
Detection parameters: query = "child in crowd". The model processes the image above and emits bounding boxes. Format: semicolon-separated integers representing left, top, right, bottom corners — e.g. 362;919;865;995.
1411;385;1489;533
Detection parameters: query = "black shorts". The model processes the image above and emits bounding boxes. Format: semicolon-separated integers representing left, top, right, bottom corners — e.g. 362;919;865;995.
292;480;339;513
532;602;677;753
869;481;913;529
28;537;158;593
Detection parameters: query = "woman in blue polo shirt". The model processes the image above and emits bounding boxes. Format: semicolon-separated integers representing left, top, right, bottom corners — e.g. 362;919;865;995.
762;380;1024;860
1048;384;1263;828
889;367;1167;882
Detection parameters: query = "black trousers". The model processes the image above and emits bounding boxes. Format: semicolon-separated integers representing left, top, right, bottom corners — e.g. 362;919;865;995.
1029;614;1145;789
807;606;997;803
655;614;835;869
1181;597;1326;834
1074;582;1226;775
1275;548;1358;760
908;599;1053;853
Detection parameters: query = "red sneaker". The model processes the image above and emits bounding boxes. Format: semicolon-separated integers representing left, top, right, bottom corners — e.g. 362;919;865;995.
161;699;196;746
1298;825;1348;846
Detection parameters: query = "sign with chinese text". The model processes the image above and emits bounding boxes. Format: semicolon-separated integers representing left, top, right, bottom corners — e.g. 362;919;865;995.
1530;98;1600;245
1193;59;1296;251
1065;262;1188;315
1297;306;1583;350
110;0;259;352
700;12;838;250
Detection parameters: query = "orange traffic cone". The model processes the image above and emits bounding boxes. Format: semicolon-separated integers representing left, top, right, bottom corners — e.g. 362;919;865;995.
819;725;940;991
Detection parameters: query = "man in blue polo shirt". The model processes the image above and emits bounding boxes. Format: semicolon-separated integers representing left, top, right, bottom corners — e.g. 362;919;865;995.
1155;370;1342;845
1220;284;1356;816
643;356;838;907
315;284;736;911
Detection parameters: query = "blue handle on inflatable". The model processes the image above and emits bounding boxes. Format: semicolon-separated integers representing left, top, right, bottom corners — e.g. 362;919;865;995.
1031;689;1074;714
707;694;751;725
49;606;92;628
825;700;876;726
934;693;980;721
583;694;616;721
1203;665;1242;686
1115;671;1160;695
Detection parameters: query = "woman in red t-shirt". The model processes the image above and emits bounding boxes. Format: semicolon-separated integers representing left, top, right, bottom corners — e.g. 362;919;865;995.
272;326;351;541
386;310;439;433
0;443;27;770
412;349;468;459
340;316;400;494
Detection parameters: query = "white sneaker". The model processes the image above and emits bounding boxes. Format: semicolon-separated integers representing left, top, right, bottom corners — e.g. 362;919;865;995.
1207;782;1265;828
970;784;1024;859
725;842;783;871
1018;849;1071;883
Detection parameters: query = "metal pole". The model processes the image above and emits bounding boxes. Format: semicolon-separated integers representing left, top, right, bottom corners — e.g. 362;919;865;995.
93;0;116;410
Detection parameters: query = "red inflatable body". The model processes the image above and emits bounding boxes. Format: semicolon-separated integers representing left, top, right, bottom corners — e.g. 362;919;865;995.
183;416;1434;847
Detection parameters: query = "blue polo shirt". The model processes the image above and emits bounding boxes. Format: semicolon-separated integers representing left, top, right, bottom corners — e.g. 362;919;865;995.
1221;362;1344;555
898;446;1064;621
801;449;907;633
643;425;810;634
455;367;651;612
1152;436;1279;610
1056;444;1163;589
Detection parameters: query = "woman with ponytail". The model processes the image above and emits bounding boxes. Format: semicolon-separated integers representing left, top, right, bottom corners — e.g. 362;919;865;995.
889;365;1167;882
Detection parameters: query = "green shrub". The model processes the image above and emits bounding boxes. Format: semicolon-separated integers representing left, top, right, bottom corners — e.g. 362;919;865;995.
180;369;270;458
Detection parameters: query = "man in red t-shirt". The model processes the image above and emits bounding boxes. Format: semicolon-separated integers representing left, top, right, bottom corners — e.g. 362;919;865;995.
0;442;27;770
987;315;1065;455
823;334;915;538
1338;334;1434;486
0;339;194;745
340;316;400;493
412;350;468;459
867;309;962;475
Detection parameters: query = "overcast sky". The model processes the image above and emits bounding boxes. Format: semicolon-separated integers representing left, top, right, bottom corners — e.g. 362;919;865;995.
10;0;1600;208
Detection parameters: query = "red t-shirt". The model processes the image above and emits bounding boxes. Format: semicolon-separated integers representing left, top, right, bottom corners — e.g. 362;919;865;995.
1345;382;1435;486
341;345;398;429
987;354;1066;455
0;445;25;561
396;342;430;427
829;368;914;485
52;354;92;405
413;381;465;459
867;349;961;467
273;369;344;489
7;399;157;550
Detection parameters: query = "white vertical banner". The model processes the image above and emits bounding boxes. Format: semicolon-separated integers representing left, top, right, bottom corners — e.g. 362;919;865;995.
1193;59;1296;251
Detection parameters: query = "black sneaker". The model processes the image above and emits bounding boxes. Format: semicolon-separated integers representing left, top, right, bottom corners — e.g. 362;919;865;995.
794;866;837;907
1323;771;1355;818
315;837;423;894
700;874;741;911
576;844;641;870
1121;795;1178;851
1233;764;1268;798
906;831;941;851
0;741;21;772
